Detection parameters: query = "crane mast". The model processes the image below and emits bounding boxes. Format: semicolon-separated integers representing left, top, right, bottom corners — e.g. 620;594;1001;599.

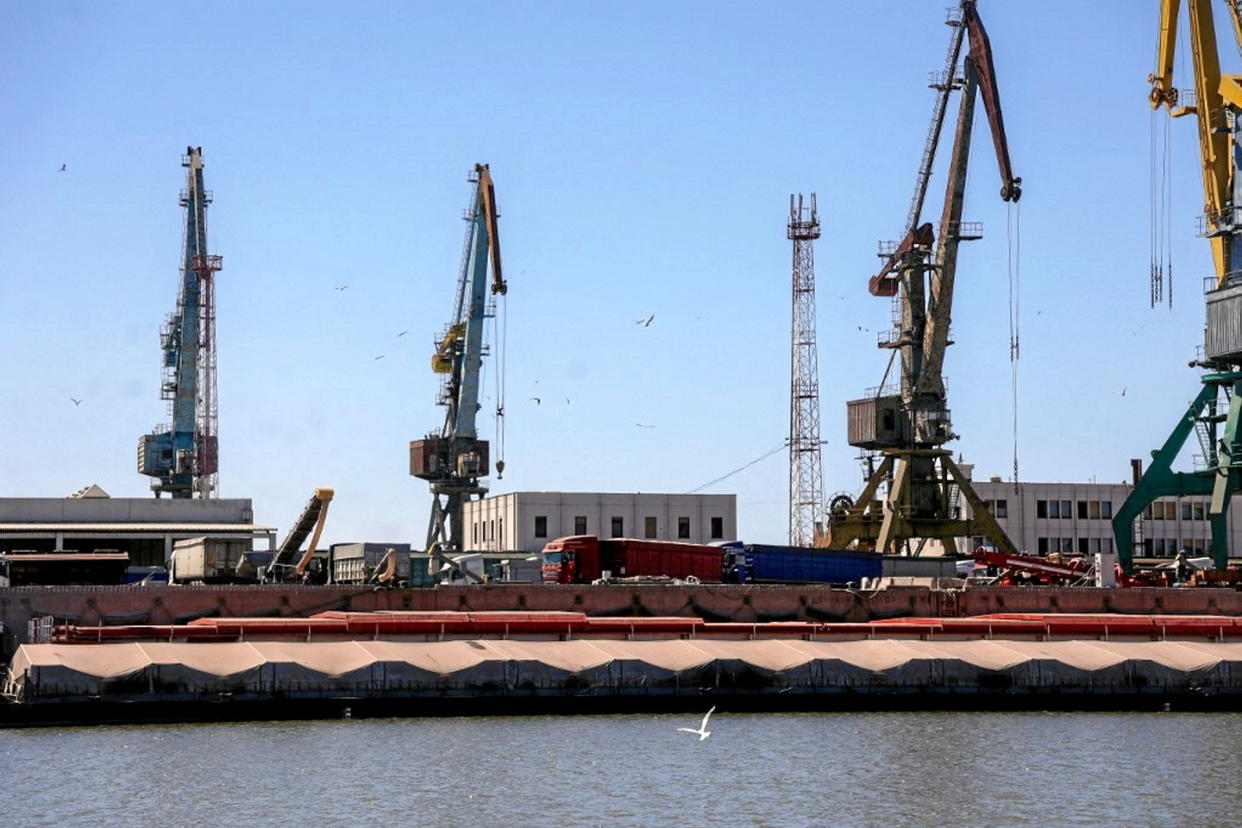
411;164;507;575
137;147;222;499
821;0;1020;557
1113;0;1242;571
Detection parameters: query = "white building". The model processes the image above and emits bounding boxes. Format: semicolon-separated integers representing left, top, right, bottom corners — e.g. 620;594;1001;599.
958;475;1242;559
461;492;737;553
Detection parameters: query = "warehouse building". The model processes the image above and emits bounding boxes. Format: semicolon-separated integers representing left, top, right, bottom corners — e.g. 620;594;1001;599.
0;485;274;568
957;474;1242;559
462;492;737;554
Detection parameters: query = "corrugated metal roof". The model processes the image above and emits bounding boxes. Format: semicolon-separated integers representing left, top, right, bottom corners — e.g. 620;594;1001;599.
0;523;273;533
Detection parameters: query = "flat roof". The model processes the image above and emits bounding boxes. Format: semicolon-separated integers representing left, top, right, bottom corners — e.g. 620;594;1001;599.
0;523;274;533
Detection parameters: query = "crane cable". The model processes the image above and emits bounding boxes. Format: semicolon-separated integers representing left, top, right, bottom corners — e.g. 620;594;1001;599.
1006;199;1021;488
1150;109;1173;309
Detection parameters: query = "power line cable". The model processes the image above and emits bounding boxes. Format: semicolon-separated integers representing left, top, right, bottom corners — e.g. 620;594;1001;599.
685;440;789;495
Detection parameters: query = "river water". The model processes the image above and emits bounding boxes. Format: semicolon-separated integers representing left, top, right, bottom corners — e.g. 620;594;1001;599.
0;711;1234;826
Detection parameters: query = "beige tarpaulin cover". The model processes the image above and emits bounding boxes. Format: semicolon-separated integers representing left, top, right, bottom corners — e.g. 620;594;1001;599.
9;639;1242;702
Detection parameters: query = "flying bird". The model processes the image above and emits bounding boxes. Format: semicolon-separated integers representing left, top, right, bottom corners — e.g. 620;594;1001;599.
636;314;655;327
335;284;349;291
1118;387;1127;397
530;397;541;405
59;164;67;172
374;354;385;361
397;330;408;337
70;398;82;406
677;706;715;741
635;422;655;429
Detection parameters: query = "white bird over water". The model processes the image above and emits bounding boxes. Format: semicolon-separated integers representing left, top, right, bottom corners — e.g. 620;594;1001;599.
677;706;714;741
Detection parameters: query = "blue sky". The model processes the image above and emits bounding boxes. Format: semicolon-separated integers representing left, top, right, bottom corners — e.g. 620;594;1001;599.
0;1;1212;546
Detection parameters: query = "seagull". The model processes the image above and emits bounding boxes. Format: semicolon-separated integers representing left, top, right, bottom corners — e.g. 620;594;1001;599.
70;398;82;406
1118;387;1127;397
397;330;408;337
374;354;385;361
335;284;349;291
565;398;570;405
530;397;541;405
635;422;655;429
59;164;67;172
677;706;715;741
636;314;655;327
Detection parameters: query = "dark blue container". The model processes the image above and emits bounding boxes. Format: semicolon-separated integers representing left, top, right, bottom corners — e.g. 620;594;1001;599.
728;544;881;584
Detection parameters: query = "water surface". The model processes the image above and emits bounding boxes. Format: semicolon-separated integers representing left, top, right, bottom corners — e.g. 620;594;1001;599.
1;711;1230;826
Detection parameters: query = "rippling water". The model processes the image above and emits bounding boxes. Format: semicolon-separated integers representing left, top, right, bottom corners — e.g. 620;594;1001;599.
2;711;1236;826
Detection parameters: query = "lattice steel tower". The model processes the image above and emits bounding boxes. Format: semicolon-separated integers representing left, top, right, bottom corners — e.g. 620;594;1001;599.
788;193;825;546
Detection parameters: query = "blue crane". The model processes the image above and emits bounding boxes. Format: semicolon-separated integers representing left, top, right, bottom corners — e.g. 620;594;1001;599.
410;164;507;570
137;147;223;499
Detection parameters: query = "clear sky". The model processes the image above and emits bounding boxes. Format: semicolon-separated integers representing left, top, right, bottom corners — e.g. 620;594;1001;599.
0;1;1213;548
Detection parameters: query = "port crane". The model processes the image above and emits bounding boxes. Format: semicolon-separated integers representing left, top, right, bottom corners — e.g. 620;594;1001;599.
410;164;507;579
820;0;1021;556
137;148;222;499
1115;0;1242;572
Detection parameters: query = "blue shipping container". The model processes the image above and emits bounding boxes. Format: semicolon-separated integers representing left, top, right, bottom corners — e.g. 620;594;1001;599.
729;544;881;584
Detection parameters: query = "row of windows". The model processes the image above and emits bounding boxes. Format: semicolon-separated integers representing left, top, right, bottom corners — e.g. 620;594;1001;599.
1138;539;1210;556
533;515;725;540
1143;502;1209;521
472;518;504;545
1035;499;1114;520
1035;537;1115;555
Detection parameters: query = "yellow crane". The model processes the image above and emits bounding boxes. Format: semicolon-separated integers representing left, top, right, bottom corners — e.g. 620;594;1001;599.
1113;0;1242;571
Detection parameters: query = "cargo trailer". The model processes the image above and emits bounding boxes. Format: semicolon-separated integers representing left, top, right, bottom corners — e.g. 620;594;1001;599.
170;538;251;583
725;544;882;585
330;543;412;585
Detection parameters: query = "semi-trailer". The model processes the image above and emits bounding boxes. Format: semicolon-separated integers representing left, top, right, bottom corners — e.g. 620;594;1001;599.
723;543;882;585
541;535;724;584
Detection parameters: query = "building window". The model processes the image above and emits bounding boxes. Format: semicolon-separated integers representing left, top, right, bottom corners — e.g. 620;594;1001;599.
1152;504;1164;520
644;516;657;539
1078;537;1089;555
473;522;478;544
1194;503;1205;521
1088;500;1100;520
1101;501;1113;519
489;519;495;541
1060;537;1074;553
1060;500;1071;519
499;518;504;545
574;516;587;535
1077;501;1088;520
1037;537;1049;554
1102;538;1113;554
710;517;724;539
1182;503;1193;521
534;516;547;539
610;517;623;538
994;499;1007;519
1036;500;1048;519
678;517;690;539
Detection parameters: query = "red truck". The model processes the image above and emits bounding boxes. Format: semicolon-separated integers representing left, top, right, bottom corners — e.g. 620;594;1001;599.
541;535;724;584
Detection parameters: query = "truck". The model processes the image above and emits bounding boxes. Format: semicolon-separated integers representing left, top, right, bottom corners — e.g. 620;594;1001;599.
723;543;882;585
541;535;724;584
